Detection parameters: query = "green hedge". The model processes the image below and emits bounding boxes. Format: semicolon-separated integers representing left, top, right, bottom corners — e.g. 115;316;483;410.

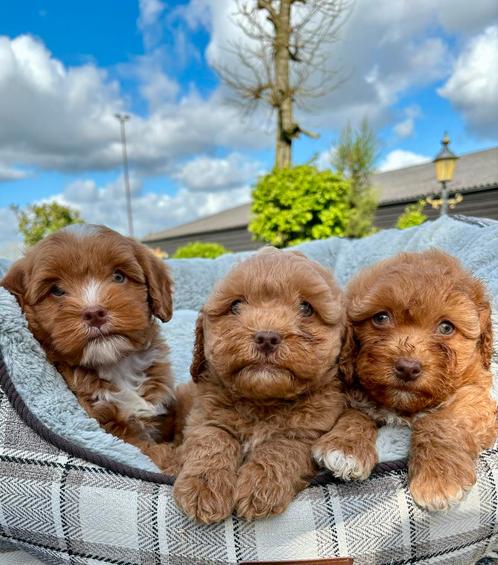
172;241;231;259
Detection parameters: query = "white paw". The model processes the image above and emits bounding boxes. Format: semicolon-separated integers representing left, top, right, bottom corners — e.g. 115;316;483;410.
313;447;369;481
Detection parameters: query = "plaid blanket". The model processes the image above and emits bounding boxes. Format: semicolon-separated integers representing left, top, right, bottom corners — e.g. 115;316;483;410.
0;369;498;564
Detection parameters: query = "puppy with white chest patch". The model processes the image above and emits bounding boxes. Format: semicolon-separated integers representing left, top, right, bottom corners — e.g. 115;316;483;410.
1;224;177;472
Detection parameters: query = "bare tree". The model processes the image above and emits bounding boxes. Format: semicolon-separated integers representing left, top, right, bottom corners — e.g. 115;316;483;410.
215;0;350;168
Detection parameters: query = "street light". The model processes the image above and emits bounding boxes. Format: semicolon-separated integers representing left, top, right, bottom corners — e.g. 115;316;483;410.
432;132;459;216
115;113;134;237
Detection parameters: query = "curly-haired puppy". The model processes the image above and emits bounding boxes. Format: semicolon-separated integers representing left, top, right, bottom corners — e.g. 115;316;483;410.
1;224;177;471
313;249;497;511
173;248;347;523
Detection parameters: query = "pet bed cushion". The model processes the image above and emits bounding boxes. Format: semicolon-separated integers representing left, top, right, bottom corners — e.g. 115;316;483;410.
0;215;498;564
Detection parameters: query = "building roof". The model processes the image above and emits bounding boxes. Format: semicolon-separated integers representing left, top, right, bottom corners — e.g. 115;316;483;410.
143;146;498;242
142;201;252;242
376;146;498;204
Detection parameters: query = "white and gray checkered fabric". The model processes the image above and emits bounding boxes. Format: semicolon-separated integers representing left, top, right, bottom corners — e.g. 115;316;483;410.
0;387;498;564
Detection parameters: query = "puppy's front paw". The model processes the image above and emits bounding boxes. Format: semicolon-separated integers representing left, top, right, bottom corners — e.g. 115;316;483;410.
144;443;179;475
313;437;377;481
409;464;476;511
235;463;296;521
173;471;236;524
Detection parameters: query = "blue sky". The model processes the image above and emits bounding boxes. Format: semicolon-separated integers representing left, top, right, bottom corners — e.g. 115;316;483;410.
0;0;497;257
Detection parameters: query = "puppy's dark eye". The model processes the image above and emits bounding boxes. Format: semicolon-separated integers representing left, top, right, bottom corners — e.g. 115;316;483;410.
372;311;391;326
50;284;65;297
437;320;455;335
299;301;314;317
230;299;243;314
112;270;126;284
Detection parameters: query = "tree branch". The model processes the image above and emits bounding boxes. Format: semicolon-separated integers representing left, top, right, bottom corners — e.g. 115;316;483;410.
256;0;278;25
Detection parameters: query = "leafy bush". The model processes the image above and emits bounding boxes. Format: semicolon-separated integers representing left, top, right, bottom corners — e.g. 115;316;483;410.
173;241;231;259
396;200;429;230
12;202;84;247
249;165;352;247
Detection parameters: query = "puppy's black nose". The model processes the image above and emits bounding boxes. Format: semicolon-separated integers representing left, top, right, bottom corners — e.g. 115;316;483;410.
82;306;109;328
394;357;422;382
254;331;282;354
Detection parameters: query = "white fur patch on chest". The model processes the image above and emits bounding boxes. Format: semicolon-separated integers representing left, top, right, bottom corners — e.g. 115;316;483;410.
94;347;173;419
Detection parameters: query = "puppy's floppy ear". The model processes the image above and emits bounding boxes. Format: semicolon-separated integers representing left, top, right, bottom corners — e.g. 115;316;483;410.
478;298;493;370
133;243;173;322
310;261;339;292
338;321;356;385
190;312;207;383
470;277;493;370
1;258;29;307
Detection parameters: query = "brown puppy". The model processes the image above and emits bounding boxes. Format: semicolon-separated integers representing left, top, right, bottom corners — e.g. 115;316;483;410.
1;224;177;472
173;248;347;523
313;249;497;511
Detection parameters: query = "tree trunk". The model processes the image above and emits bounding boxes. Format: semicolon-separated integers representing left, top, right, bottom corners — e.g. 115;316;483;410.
274;0;293;169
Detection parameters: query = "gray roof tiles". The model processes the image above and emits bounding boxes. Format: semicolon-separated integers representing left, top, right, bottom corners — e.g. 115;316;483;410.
142;201;252;241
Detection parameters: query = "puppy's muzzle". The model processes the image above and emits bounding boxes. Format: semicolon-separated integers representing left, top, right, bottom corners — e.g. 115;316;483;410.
254;331;282;355
394;357;422;382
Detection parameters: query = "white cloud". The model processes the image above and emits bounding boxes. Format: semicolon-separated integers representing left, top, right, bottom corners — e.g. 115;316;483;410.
0;34;124;172
315;147;336;171
438;26;498;138
50;174;251;239
176;0;212;30
393;106;422;138
138;0;165;28
126;90;270;175
378;149;430;172
174;153;261;191
433;0;498;35
138;0;166;50
393;120;413;139
0;164;27;181
134;55;180;111
0;34;271;176
0;207;22;260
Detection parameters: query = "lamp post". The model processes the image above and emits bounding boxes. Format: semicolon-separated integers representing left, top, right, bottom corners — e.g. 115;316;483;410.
115;113;134;238
433;133;459;216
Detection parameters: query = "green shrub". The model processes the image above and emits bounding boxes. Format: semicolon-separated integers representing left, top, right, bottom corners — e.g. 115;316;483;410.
12;202;84;247
249;165;352;247
173;241;231;259
396;200;429;229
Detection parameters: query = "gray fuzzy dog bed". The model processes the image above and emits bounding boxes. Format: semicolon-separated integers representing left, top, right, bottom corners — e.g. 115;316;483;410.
1;215;498;564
